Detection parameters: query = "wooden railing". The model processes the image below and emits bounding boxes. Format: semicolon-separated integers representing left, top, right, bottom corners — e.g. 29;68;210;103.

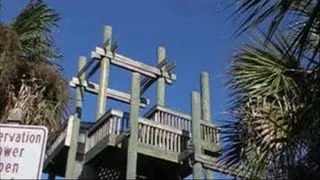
145;105;192;132
138;117;189;153
200;121;220;144
85;107;220;155
144;105;220;144
45;123;68;160
85;109;129;153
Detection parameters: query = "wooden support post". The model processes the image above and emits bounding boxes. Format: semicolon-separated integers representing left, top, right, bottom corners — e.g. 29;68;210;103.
96;25;112;119
65;56;86;179
200;72;211;122
156;46;166;106
200;72;213;179
126;72;141;179
191;91;202;179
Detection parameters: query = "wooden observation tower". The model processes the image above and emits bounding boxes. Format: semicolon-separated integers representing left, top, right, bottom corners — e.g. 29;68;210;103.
42;25;241;180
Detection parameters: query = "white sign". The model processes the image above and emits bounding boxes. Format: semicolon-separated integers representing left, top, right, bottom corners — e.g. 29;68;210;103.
0;124;48;179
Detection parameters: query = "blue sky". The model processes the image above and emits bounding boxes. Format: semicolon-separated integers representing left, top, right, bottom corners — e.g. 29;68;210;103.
2;0;247;179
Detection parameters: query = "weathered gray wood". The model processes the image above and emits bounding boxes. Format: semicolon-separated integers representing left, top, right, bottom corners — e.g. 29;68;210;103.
86;61;100;79
137;142;180;163
76;57;96;78
87;108;123;136
157;46;166;106
200;72;212;123
104;50;176;81
139;117;184;135
65;56;85;179
126;72;141;179
191;91;202;179
178;145;194;162
164;61;176;72
195;154;246;178
140;76;157;95
115;130;130;145
96;25;112;119
70;77;149;107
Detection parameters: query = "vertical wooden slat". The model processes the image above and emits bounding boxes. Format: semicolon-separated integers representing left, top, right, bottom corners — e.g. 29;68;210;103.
177;135;181;152
155;128;158;146
142;124;146;143
109;117;113;134
146;125;150;144
160;129;163;148
170;133;174;151
209;127;212;142
150;127;154;145
173;134;176;152
165;131;168;150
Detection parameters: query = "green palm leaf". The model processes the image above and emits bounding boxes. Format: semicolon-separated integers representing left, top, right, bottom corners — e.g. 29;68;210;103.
10;0;61;63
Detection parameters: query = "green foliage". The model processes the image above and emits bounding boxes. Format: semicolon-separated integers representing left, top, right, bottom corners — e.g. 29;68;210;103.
220;0;320;179
0;0;69;137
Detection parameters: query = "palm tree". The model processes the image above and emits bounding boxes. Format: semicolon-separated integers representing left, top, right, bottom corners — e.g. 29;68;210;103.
0;0;69;136
219;0;320;179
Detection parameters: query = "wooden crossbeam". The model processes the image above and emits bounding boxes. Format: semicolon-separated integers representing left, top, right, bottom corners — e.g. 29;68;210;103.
178;145;194;162
140;76;157;95
164;61;176;72
115;130;130;146
195;154;246;178
156;60;168;69
86;61;101;80
94;47;176;83
76;57;96;77
70;77;149;108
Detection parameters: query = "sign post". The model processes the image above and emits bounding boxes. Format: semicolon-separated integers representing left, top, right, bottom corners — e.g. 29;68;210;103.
0;123;48;179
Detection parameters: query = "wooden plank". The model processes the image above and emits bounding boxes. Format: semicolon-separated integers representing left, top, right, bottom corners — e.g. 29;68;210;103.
200;140;220;153
156;60;168;69
137;142;180;163
140;76;156;95
178;145;194;162
115;130;130;145
87;108;123;136
102;50;176;81
70;77;149;108
65;115;74;146
200;120;221;131
164;62;176;72
84;135;112;164
195;154;246;178
43;139;66;169
156;105;192;120
138;117;185;135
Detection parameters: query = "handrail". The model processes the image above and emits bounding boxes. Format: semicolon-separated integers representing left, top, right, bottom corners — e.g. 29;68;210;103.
138;117;189;136
87;108;124;136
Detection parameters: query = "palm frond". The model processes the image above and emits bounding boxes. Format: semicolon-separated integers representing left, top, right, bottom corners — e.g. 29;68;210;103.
232;0;320;66
220;30;305;178
10;0;61;63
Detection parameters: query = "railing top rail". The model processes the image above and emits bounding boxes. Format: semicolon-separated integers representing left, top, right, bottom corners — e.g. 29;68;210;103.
200;121;221;131
139;117;190;136
144;105;220;129
87;108;126;136
144;105;191;120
